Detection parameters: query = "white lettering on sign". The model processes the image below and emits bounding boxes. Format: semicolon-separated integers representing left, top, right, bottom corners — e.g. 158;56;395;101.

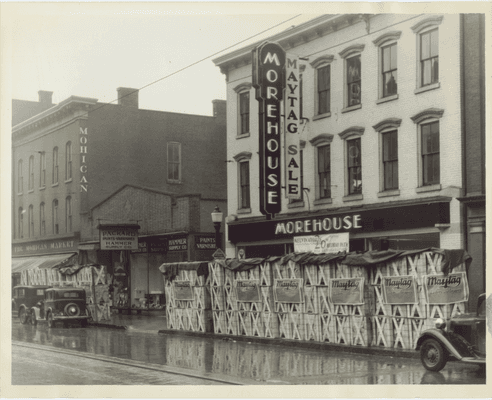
285;54;301;200
80;127;88;192
100;228;138;250
275;215;362;235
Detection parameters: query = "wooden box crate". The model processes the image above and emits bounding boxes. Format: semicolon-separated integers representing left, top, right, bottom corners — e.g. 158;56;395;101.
303;313;321;342
272;260;302;280
237;310;263;337
210;285;225;311
303;285;318;314
277;311;304;340
262;312;279;339
211;310;239;336
175;269;210;287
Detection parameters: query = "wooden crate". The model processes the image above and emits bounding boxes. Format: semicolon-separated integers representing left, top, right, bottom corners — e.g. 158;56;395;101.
237;310;263;337
262;312;279;339
210;285;225;311
272;260;302;280
277;311;304;340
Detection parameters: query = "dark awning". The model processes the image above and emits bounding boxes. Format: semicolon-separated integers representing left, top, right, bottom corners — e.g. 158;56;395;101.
12;253;77;274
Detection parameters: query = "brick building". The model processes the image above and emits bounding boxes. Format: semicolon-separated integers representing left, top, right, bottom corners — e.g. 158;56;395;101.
12;88;227;309
213;14;485;305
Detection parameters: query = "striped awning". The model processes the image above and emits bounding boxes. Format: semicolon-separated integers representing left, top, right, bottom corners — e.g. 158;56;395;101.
12;253;77;274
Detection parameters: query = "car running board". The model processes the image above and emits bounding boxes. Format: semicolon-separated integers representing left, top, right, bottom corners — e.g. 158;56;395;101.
460;357;486;364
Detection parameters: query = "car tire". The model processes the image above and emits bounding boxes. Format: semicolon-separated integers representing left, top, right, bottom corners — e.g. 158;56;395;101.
47;312;54;328
30;310;37;326
19;307;28;324
420;338;448;372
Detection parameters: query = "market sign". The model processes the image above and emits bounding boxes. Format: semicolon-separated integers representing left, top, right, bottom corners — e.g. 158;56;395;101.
293;233;349;254
274;279;302;303
252;41;286;216
329;278;364;305
423;272;468;305
382;275;417;305
284;53;301;200
174;280;194;301
99;226;138;250
236;280;261;302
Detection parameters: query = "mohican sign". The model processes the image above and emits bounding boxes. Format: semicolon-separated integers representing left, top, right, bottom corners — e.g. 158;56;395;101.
252;42;286;215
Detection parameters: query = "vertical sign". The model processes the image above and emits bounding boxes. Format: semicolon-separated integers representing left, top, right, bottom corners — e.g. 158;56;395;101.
79;119;89;213
284;54;301;199
252;42;286;215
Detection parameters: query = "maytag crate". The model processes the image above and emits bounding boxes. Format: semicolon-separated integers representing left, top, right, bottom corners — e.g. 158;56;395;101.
212;310;239;335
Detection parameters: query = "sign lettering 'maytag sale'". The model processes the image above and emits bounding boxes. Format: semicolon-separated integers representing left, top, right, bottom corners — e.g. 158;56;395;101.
252;42;286;215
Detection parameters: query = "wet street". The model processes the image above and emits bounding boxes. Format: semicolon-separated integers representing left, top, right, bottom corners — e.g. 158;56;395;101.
12;320;486;385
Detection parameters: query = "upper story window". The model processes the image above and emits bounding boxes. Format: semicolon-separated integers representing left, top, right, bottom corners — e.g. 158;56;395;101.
39;152;46;188
167;142;181;182
339;45;365;111
52;147;59;184
65;141;72;181
28;156;34;191
66;196;72;233
18;207;24;238
40;202;46;236
310;55;334;119
309;134;334;203
373;118;402;194
52;199;59;234
234;83;252;137
28;205;34;238
17;159;23;193
338;126;365;197
373;31;401;101
233;151;252;212
411;16;443;92
411;108;444;188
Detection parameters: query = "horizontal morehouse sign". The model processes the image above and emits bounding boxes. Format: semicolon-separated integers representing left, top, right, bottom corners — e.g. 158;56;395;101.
382;275;418;305
423;272;469;305
329;278;364;305
228;201;450;243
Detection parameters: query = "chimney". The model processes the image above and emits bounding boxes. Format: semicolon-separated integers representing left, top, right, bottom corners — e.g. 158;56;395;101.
212;99;226;125
117;87;139;108
38;90;53;105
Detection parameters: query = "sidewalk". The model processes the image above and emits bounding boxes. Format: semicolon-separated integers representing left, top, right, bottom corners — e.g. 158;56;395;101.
89;310;418;359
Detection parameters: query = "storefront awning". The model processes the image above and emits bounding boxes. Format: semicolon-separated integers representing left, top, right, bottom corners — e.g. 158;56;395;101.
12;253;77;274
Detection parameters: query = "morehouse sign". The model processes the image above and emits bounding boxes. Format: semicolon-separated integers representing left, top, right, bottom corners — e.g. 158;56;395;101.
252;42;286;216
275;214;362;235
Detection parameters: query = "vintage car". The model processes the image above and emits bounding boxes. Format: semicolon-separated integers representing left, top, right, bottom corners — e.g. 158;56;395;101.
30;287;89;328
416;293;486;372
12;285;51;324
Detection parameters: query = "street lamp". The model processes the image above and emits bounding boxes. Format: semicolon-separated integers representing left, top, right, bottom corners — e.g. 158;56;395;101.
211;205;223;250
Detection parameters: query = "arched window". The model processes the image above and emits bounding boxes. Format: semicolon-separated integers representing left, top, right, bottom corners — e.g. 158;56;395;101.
28;156;34;191
52;199;59;234
18;207;24;238
28;205;34;238
52;147;59;184
65;196;72;233
65;141;72;180
40;202;46;236
17;159;23;193
39;152;46;187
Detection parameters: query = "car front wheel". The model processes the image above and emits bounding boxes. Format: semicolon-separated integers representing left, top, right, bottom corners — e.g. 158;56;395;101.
30;310;37;326
420;338;448;372
19;308;28;324
47;312;54;328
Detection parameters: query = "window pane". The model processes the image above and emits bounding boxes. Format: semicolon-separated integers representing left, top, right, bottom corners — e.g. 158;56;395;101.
347;56;361;83
318;66;329;90
421;32;430;59
391;44;397;69
431;57;439;83
430;29;439;57
348;139;361;167
382;46;391;72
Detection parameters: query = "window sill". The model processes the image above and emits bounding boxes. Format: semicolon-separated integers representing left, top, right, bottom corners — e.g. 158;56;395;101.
65;178;73;184
414;82;440;95
28;189;34;194
416;184;441;193
341;104;362;114
377;189;400;198
376;94;398;105
236;133;250;140
167;180;182;185
236;208;251;215
52;183;59;188
287;201;305;209
39;186;46;191
343;193;363;202
313;198;332;206
312;112;331;121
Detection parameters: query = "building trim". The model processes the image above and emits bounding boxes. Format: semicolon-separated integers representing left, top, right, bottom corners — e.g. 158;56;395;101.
410;15;444;33
309;133;334;147
372;31;402;46
233;151;253;162
309;55;335;68
372;118;402;132
410;108;444;124
338;126;365;140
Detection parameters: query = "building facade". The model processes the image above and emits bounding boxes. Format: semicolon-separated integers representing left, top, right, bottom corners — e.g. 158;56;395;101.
12;89;227;304
213;12;485;299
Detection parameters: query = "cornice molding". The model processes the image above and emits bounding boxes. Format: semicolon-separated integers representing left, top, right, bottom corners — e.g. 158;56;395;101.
309;55;335;68
410;108;444;124
339;44;365;59
338;126;365;140
372;118;402;132
372;31;402;47
411;15;444;33
233;82;252;93
309;133;334;147
233;151;253;162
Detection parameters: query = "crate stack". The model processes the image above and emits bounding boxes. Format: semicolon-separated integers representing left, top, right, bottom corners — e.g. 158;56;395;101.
164;266;212;333
209;261;239;335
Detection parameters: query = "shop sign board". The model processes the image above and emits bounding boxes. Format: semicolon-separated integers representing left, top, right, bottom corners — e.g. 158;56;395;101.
284;53;301;200
148;237;168;253
174;281;194;301
382;275;418;304
274;279;303;303
132;239;148;254
12;234;79;256
293;232;349;254
100;227;138;250
329;278;364;305
252;41;286;216
423;272;468;305
195;235;216;250
168;236;187;252
235;280;261;302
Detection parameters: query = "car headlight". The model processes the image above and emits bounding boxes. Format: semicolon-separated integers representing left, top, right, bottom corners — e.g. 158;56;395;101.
435;318;446;329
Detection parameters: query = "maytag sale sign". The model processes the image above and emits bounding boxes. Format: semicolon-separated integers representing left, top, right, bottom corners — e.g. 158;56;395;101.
382;275;418;304
423;272;468;305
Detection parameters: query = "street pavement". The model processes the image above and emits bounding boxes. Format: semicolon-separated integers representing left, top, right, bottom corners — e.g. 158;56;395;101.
11;316;486;386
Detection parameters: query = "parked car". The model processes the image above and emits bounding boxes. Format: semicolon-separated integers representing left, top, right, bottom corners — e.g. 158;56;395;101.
30;287;89;328
12;285;51;324
416;293;486;372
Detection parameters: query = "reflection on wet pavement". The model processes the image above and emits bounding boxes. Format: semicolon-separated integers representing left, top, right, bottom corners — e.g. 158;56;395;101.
12;322;485;385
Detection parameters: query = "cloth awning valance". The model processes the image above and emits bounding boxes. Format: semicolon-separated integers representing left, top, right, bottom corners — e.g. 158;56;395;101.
12;253;77;274
159;261;209;282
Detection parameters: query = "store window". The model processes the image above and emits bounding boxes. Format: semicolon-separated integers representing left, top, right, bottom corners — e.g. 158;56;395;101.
167;142;181;182
318;145;331;199
234;151;252;212
39;151;46;188
52;199;59;234
66;196;72;233
52;147;58;184
28;156;34;191
17;159;23;193
233;83;252;137
40;202;46;236
65;141;72;181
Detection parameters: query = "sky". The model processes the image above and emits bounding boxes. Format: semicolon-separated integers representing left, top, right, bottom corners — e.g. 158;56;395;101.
4;3;327;117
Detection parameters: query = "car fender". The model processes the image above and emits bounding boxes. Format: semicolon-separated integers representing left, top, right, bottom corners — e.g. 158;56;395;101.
30;306;41;321
416;329;463;360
